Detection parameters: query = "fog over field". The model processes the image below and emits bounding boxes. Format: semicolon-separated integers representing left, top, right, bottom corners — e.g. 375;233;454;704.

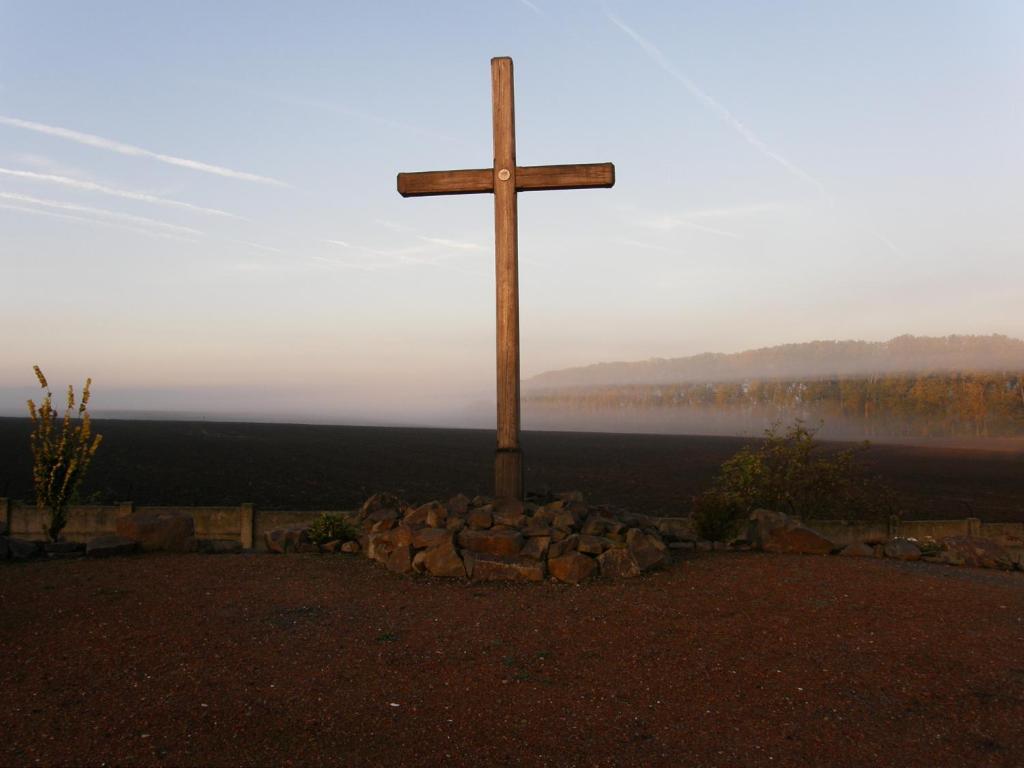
2;4;1022;444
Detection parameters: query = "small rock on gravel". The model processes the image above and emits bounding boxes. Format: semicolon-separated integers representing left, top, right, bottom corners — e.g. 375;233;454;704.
86;535;140;558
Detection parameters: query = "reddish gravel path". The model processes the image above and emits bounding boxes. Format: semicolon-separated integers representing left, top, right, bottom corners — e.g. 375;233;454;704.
1;553;1022;767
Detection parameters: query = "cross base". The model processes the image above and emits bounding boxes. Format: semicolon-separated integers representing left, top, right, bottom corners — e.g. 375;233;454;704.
494;448;523;500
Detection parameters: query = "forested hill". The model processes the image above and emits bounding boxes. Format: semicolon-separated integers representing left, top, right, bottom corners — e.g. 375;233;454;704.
526;335;1024;390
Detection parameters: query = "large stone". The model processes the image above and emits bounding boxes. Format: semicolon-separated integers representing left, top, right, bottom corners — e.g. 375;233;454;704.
627;528;669;571
548;552;597;584
340;540;361;554
8;537;42;560
577;534;611;556
366;508;400;527
386;545;413;574
405;501;445;528
446;516;466;533
378;524;414;548
838;542;875;558
747;509;835;555
86;535;139;558
597;547;641;578
44;541;85;559
265;525;311;554
458;528;524;558
548;534;580;559
492;498;526;528
939;536;1013;570
581;515;611;536
117;510;197;553
402;504;432;526
530;508;555;527
412;539;466;578
412;527;452;550
467;508;493;530
520;536;551;561
551;509;578;532
364;532;394;564
883;538;922;561
467;554;545;582
359;492;404;522
446;494;470;516
198;539;242;555
522;522;554;538
657;517;696;543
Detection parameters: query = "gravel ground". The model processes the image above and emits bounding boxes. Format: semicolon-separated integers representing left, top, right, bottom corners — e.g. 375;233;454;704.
1;552;1022;767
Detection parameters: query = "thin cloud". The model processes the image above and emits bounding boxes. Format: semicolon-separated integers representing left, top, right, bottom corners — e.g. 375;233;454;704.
517;0;545;16
234;240;285;255
606;14;829;200
0;115;288;187
321;237;487;274
323;239;432;259
675;202;785;219
222;86;460;145
0;201;197;243
0;191;203;236
0;167;243;219
646;217;743;239
418;236;485;250
619;238;679;254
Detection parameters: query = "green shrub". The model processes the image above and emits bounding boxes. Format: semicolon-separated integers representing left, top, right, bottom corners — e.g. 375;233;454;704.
691;490;747;542
27;366;102;542
308;513;359;544
700;420;897;525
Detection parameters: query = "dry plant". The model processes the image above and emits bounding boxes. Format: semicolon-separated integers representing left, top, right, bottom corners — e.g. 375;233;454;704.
26;366;103;541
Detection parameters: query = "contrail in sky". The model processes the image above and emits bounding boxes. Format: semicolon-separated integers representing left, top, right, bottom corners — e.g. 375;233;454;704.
0;202;198;243
0;191;203;235
606;14;829;200
0;115;288;187
418;236;485;250
608;14;910;257
0;167;243;218
517;0;545;17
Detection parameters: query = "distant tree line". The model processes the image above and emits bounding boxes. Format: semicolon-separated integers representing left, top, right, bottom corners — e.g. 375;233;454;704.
526;372;1024;438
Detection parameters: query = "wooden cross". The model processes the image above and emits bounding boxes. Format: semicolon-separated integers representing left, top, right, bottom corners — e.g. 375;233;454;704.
397;57;614;500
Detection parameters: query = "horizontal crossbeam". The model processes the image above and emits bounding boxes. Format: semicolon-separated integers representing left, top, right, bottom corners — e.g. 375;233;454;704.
397;162;614;197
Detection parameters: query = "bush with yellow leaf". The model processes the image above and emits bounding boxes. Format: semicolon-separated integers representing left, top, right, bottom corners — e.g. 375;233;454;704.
26;366;103;542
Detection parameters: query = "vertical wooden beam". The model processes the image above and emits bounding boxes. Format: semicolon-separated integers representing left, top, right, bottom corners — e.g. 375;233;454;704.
491;56;523;500
240;503;255;549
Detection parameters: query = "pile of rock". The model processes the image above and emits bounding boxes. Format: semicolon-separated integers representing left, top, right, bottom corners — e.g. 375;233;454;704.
746;508;1021;571
837;532;1019;570
272;492;672;584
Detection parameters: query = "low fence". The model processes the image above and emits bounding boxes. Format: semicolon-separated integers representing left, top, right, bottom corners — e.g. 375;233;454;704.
0;499;322;552
3;498;1023;553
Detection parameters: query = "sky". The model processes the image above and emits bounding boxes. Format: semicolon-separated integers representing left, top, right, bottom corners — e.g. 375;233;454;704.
1;1;1021;425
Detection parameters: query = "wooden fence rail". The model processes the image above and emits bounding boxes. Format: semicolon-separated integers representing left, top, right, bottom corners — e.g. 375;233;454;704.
3;498;1022;552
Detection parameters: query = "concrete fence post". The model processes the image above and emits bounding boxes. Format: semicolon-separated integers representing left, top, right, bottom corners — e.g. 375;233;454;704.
966;517;981;537
0;497;9;535
240;503;255;549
